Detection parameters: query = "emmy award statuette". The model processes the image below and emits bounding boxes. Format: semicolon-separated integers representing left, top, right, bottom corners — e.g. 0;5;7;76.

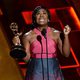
10;22;26;59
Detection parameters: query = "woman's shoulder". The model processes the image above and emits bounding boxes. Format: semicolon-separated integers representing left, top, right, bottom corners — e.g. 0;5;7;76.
22;30;33;40
23;30;32;36
50;27;60;33
50;27;61;38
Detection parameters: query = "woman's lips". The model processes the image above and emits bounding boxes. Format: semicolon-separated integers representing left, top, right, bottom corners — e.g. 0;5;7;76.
39;18;45;22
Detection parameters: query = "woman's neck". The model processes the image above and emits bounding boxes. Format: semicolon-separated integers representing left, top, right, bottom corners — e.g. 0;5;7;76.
37;25;48;31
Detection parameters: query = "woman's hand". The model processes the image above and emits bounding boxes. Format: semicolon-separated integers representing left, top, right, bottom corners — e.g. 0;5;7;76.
12;32;22;45
63;25;71;35
12;36;20;45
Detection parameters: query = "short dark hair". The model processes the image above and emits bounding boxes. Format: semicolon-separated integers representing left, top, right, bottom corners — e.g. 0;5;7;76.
32;6;51;26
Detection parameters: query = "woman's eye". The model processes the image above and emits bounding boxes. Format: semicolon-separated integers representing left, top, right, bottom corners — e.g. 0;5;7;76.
36;12;40;15
36;12;47;15
43;12;47;14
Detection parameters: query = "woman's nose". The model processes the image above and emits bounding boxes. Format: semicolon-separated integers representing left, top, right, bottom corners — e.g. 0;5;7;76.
40;13;44;17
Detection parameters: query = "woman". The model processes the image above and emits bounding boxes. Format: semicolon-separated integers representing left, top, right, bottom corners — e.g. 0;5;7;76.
13;6;71;80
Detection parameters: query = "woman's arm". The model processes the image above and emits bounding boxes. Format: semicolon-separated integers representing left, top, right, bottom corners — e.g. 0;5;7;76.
58;25;71;57
62;25;71;57
22;34;31;62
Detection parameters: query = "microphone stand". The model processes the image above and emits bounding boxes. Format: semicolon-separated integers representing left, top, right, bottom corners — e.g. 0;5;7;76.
37;35;44;80
45;35;49;80
41;29;49;80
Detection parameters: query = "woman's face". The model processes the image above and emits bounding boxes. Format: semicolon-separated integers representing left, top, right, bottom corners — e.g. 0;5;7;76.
35;9;49;26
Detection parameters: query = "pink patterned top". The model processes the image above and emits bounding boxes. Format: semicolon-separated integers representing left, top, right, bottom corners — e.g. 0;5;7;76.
30;27;57;58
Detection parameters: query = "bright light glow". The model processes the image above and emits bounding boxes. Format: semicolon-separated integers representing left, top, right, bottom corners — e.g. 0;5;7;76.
69;7;80;29
60;48;80;69
21;11;32;24
60;64;79;69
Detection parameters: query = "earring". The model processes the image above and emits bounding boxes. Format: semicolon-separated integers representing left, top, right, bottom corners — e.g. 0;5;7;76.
48;19;50;22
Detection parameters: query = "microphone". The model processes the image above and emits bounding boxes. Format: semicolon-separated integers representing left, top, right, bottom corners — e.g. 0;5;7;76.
37;35;42;44
41;29;46;38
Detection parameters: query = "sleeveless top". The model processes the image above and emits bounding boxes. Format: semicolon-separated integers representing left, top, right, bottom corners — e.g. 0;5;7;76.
30;27;57;58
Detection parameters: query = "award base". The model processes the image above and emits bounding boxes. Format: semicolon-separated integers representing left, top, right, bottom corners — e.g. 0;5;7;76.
10;45;26;59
